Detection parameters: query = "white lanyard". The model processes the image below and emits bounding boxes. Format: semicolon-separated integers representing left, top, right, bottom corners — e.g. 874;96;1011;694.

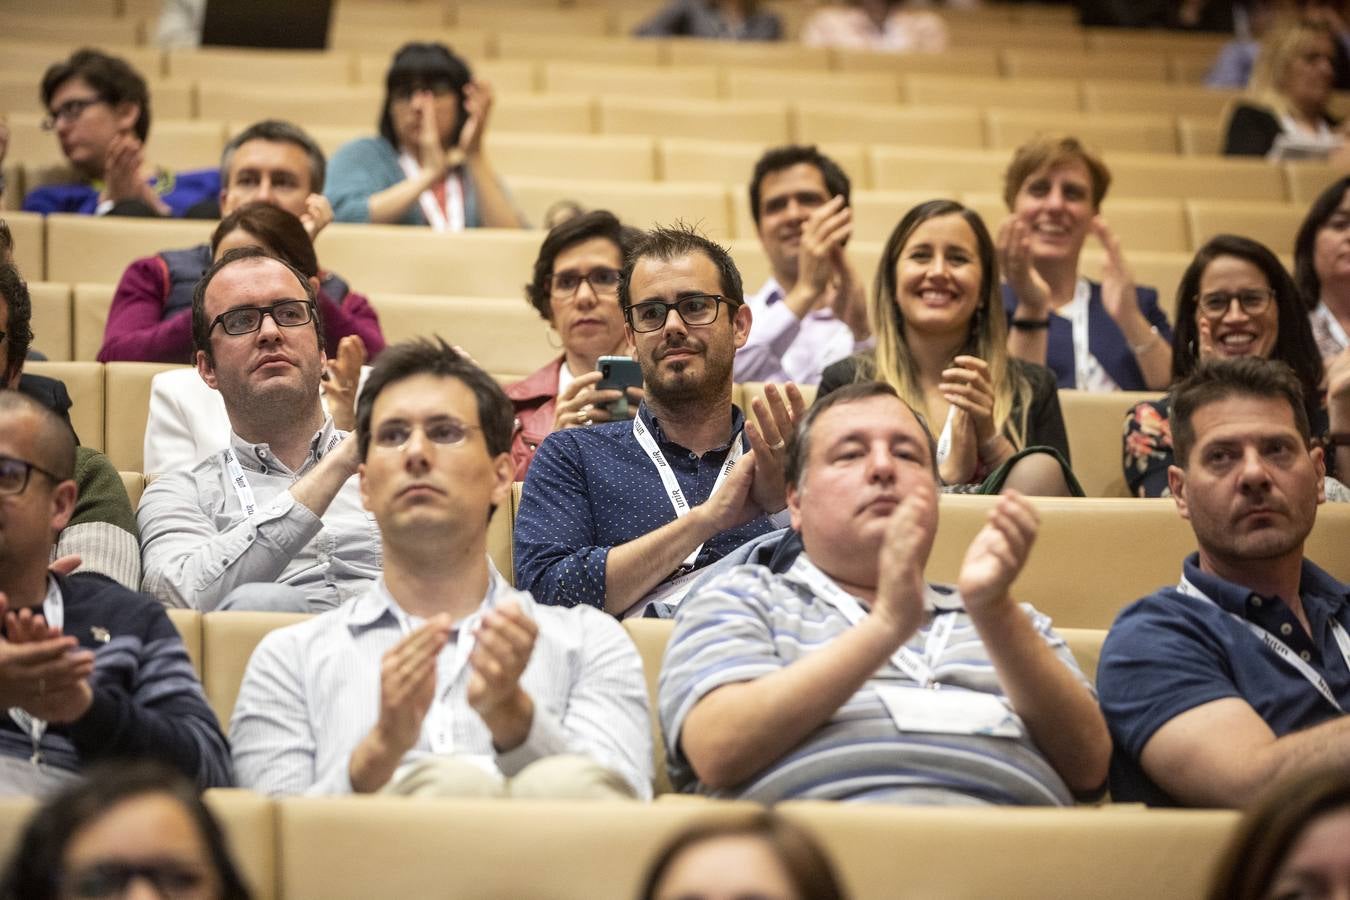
1178;574;1350;714
935;405;955;467
222;432;343;519
632;415;743;572
398;152;465;233
10;581;66;765
1068;278;1118;392
791;557;955;688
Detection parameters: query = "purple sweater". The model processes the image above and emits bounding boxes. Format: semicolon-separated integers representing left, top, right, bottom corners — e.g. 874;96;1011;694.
97;244;386;364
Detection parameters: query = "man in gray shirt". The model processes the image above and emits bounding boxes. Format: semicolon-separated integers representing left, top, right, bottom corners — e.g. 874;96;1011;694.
138;247;380;611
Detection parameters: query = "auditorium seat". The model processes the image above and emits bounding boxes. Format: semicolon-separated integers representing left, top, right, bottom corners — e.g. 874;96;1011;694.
1284;162;1346;204
494;92;597;136
1058;389;1164;498
73;282;115;362
0;39;161;80
985;109;1180;155
869;146;1006;195
197;82;382;130
503;177;733;241
165;606;202;675
21;359;104;452
2;13;142;47
45;214;210;284
926;496;1350;628
328;24;491;58
313;225;543;298
1000;49;1171;82
1178;115;1224;156
1059;628;1106;684
490;133;657;182
1081;81;1236;117
167;48;354;86
724;68;900;105
1186;200;1305;257
330;0;444;30
544;63;720;100
659;138;778;187
105;361;182;472
202;611;314;728
461;59;540;94
832;47;1002;78
368;294;555;381
0;163;22;214
623;618;676;796
27;282;72;361
830;190;936;243
778;803;1239;900
666;39;831;70
1077;250;1188;318
495;32;663;66
793;103;985;150
1109;154;1288;202
118;470;145;509
7;108;212;169
454;3;612;36
3;211;44;279
598;97;790;145
903;75;1081;113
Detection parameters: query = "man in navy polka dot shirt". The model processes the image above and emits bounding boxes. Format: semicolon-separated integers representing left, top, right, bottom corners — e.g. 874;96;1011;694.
514;224;803;618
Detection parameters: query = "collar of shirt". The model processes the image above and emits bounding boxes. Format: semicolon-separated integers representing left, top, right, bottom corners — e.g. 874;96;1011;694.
229;417;342;477
787;552;964;614
638;401;746;455
755;276;840;322
1181;552;1350;620
343;566;530;637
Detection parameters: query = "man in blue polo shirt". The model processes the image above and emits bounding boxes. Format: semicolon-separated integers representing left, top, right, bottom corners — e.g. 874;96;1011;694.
1099;357;1349;807
513;224;803;618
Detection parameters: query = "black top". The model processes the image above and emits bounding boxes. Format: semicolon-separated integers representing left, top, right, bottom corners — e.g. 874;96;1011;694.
1224;102;1340;157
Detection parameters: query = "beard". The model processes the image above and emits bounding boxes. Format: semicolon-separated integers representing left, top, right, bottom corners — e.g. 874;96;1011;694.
640;336;735;412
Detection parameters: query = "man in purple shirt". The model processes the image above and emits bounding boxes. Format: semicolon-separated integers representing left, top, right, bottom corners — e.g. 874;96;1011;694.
733;145;872;386
97;120;383;365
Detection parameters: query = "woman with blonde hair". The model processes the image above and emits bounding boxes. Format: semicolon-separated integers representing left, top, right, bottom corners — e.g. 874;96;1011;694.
1224;15;1350;159
819;199;1078;495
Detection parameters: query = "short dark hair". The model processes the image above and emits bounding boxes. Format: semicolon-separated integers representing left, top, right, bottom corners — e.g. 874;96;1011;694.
378;43;472;149
211;202;319;278
0;390;77;482
1293;174;1350;312
191;247;321;367
748;144;852;229
41;48;151;143
0;220;12;264
221;120;326;193
355;336;514;462
0;263;33;387
638;812;844;900
618;223;745;312
1207;768;1350;900
0;760;253;900
787;381;937;486
1171;234;1323;430
524;209;641;320
1171;357;1313;468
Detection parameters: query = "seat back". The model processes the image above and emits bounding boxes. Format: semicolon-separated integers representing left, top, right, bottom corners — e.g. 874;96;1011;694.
165;607;203;676
314;226;542;298
1058;390;1165;498
46;215;211;284
202;612;312;728
622;618;676;796
1186;200;1304;257
505;177;733;241
3;211;44;280
105;362;185;472
73;282;115;362
368;294;555;380
598;97;790;145
118;470;146;508
27;282;73;361
22;360;104;452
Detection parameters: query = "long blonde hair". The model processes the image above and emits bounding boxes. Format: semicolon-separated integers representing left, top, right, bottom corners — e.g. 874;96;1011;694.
1238;16;1336;121
859;199;1031;449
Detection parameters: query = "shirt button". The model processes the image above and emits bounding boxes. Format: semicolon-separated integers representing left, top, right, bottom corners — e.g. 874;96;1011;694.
1280;623;1293;636
1251;597;1263;608
1301;651;1313;661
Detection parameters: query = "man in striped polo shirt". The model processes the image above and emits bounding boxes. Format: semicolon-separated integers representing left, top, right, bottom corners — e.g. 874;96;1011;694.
660;381;1110;804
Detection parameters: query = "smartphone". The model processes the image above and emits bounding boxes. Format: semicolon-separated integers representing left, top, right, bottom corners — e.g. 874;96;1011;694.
596;356;642;419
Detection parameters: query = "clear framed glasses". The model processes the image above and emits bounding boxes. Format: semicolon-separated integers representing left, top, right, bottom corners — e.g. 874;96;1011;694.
1196;289;1275;320
550;267;621;300
209;300;315;336
0;454;62;496
626;294;733;333
371;418;482;450
41;96;105;131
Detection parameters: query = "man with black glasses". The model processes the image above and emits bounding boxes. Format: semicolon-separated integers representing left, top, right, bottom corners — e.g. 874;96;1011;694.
514;225;802;618
138;248;380;612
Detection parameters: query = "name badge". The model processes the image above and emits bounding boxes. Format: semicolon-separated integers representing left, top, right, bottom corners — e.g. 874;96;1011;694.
876;685;1024;739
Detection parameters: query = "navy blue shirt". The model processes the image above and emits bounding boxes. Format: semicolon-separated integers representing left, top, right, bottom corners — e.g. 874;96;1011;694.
1099;554;1350;806
513;403;777;612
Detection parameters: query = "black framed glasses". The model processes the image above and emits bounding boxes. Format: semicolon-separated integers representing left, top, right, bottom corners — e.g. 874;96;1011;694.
371;418;482;450
550;267;621;300
0;454;63;496
208;300;315;336
390;80;456;102
41;96;105;131
626;294;734;333
1196;289;1275;320
61;860;211;899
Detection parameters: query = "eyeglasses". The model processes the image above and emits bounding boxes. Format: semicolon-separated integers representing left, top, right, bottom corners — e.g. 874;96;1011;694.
626;294;735;333
0;454;63;496
371;419;482;450
550;267;621;300
41;96;105;131
62;861;211;899
390;81;456;102
208;300;315;336
1196;289;1275;320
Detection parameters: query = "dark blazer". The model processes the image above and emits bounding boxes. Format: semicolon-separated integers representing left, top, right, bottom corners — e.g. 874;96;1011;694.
17;372;78;443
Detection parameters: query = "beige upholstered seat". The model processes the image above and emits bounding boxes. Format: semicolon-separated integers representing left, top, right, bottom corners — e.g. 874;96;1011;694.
104;362;184;472
1001;49;1171;82
313;225;542;298
902;75;1081;113
495;33;662;66
45;215;211;285
1060;389;1166;498
869;146;1007;195
367;294;554;381
724;68;900;105
202;612;312;728
544;63;719;100
1186;200;1305;257
598;97;790;145
165;607;202;676
1081;81;1237;117
2;211;44;280
167;48;354;86
490;133;656;182
667;40;831;70
118;470;145;509
795;102;985;150
623;618;675;797
196;83;382;130
494;92;597;136
1178;115;1225;156
833;47;1001;77
26;282;72;361
1284;162;1346;204
1109;154;1288;202
21;360;104;452
985;109;1180;155
504;177;733;241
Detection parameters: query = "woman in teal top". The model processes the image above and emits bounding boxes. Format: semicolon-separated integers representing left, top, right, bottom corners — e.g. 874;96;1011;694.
325;43;524;230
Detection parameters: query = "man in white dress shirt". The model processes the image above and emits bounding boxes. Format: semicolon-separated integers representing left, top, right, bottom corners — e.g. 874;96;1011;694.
733;145;871;386
229;337;652;798
137;247;380;611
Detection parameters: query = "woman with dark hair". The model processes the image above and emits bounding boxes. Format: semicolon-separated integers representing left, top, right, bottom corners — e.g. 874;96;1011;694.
507;209;642;478
638;812;846;900
210;202;385;362
0;760;252;900
819;199;1078;495
1123;233;1350;499
1294;173;1350;362
1208;769;1350;900
325;42;523;229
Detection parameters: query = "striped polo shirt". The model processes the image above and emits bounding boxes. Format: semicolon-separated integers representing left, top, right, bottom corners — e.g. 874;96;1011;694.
659;556;1092;805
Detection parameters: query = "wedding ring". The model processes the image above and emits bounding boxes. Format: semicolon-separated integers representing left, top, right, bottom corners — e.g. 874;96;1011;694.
770;440;787;451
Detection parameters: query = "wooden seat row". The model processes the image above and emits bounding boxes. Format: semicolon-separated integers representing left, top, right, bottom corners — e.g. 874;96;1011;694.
0;788;1241;900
